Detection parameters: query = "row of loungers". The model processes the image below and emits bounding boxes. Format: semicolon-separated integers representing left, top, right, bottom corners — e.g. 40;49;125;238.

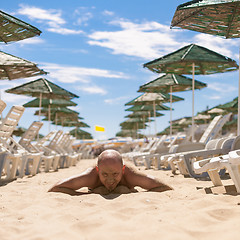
122;113;240;194
0;100;82;183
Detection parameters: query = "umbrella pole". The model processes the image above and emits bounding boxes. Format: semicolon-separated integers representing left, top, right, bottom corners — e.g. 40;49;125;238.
238;48;240;135
48;104;51;132
170;86;173;138
148;111;151;136
39;93;42;122
153;100;157;135
143;115;146;137
55;113;58;130
192;63;195;142
137;122;139;139
38;93;42;141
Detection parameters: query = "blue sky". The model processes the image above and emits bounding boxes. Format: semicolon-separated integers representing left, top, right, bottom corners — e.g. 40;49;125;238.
0;0;239;140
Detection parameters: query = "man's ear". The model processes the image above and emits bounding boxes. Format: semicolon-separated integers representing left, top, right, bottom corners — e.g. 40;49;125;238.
122;165;126;174
96;166;99;172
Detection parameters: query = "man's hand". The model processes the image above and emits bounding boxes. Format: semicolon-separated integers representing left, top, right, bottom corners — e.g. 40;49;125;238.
91;186;110;195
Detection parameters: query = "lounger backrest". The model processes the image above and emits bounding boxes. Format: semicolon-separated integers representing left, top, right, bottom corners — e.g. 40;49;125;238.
0;105;25;138
207;113;232;141
231;135;240;150
36;130;56;147
168;132;182;147
19;121;43;147
58;132;70;147
199;115;222;144
48;130;63;148
0;99;6;115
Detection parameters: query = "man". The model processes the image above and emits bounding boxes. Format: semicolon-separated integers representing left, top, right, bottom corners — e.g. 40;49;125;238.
48;149;173;195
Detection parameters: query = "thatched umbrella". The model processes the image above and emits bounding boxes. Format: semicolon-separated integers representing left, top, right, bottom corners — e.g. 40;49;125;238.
171;0;240;134
143;43;238;140
0;9;41;43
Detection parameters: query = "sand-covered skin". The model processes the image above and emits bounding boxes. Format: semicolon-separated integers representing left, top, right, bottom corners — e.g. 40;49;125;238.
1;158;240;240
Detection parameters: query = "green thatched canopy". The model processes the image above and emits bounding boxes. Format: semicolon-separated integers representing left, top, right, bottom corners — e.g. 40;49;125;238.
138;73;207;93
171;0;240;39
125;92;184;106
6;78;79;99
143;44;238;74
0;10;41;43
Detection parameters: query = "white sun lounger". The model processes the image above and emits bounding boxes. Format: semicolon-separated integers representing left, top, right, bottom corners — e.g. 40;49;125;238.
193;136;240;192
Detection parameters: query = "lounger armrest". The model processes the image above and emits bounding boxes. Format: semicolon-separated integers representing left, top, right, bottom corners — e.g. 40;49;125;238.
180;148;230;178
175;142;205;153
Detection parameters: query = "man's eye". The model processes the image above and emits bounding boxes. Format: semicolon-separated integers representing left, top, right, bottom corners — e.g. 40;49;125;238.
113;173;118;177
103;173;108;177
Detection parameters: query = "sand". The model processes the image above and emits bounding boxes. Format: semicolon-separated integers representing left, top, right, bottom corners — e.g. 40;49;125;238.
1;158;240;240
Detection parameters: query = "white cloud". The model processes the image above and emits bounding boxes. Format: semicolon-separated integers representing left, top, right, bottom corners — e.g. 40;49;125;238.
104;96;130;105
207;95;222;100
88;19;187;60
17;37;45;46
204;82;237;100
193;33;239;59
87;18;238;61
17;4;65;26
47;27;83;35
80;85;107;95
17;5;83;35
74;8;93;26
207;82;236;93
102;10;114;16
41;62;128;83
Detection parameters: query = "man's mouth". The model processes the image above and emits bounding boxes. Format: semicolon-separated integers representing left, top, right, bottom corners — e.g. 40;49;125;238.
106;182;116;190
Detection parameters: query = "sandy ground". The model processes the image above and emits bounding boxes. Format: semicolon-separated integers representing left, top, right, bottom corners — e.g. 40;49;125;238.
1;158;240;240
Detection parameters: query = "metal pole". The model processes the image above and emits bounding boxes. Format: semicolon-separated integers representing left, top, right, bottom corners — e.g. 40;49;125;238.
48;104;51;132
39;93;42;122
192;63;195;142
238;48;240;135
148;111;151;136
170;86;173;138
153;100;157;135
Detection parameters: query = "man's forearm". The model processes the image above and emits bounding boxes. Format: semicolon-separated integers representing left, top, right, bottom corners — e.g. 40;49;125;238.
48;186;81;196
148;184;173;192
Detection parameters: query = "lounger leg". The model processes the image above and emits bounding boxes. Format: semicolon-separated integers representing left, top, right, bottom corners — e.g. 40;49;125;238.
52;155;60;171
18;155;28;178
30;155;42;176
207;169;223;187
0;153;7;179
176;159;189;176
6;155;20;180
168;156;177;174
227;164;240;193
144;156;151;169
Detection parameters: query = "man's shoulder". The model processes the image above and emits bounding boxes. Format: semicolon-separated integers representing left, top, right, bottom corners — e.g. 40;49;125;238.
124;165;137;175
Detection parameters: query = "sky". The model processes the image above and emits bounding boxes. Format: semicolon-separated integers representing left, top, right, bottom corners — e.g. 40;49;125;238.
0;0;239;140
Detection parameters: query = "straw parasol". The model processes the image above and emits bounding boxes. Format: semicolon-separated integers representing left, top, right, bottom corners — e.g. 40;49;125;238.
0;9;41;43
171;0;240;134
143;43;238;141
138;73;207;135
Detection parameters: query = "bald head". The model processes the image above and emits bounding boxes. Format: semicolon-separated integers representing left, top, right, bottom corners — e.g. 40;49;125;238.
97;149;123;167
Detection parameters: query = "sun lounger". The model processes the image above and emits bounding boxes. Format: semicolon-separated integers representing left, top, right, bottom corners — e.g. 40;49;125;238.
177;136;236;176
159;113;232;171
18;121;44;175
0;105;28;180
47;130;70;168
122;137;159;161
193;136;240;192
56;132;79;167
33;130;60;172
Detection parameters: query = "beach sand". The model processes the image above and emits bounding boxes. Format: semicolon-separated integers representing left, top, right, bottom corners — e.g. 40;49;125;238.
1;158;240;240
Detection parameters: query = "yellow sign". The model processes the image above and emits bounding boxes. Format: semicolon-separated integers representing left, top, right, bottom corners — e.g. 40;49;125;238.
95;125;105;132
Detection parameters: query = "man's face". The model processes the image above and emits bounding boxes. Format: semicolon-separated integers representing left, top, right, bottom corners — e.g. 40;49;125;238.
98;160;124;192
